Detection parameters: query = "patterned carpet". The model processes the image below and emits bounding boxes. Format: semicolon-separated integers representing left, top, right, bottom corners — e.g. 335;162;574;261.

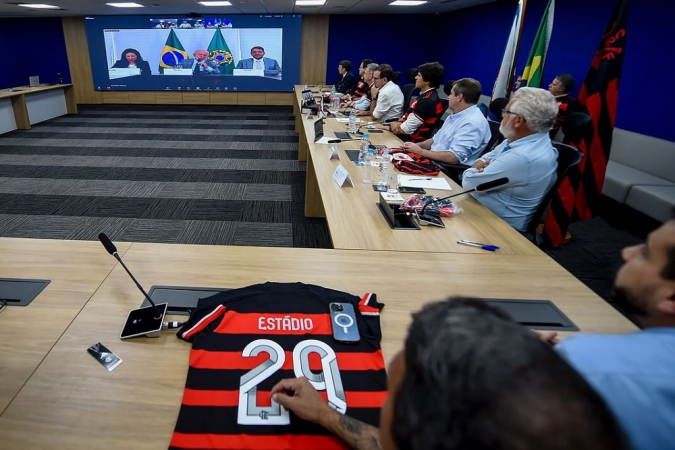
0;104;332;248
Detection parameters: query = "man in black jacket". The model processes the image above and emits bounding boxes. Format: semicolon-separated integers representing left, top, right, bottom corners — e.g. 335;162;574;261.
335;60;357;94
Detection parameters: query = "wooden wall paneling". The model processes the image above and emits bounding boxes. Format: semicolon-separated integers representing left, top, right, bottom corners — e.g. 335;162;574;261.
265;92;294;105
61;17;101;104
128;92;156;104
209;92;238;104
300;15;329;85
101;92;130;104
237;93;266;105
155;92;184;104
182;92;211;104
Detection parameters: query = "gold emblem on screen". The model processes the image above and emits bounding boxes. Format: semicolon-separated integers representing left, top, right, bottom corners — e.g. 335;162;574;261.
209;50;234;66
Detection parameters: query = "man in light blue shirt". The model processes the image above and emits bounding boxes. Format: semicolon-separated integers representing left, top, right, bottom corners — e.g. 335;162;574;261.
553;217;675;450
402;78;490;165
463;87;558;231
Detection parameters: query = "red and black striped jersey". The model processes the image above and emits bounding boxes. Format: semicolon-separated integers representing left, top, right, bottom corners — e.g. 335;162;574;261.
350;78;368;99
170;282;386;450
400;89;445;143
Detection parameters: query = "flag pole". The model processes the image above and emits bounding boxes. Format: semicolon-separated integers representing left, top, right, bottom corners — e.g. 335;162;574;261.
507;0;528;97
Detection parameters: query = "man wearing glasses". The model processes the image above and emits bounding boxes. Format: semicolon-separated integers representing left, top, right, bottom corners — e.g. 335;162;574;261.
367;64;404;123
462;87;558;232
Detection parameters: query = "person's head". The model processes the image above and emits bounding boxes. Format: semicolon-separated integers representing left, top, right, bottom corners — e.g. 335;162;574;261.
338;60;351;75
373;64;393;88
415;62;444;90
193;49;209;61
251;46;265;60
121;48;142;64
359;59;373;77
447;78;481;113
613;215;675;327
364;63;378;84
549;73;574;96
500;87;558;141
380;297;629;450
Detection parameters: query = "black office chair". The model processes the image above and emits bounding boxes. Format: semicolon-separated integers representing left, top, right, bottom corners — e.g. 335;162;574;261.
521;142;584;247
443;80;456;96
392;71;401;84
488;97;508;121
401;83;417;110
407;67;418;82
561;112;593;145
436;119;502;183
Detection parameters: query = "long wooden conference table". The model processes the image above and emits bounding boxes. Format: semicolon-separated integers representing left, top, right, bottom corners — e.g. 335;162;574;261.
0;87;637;449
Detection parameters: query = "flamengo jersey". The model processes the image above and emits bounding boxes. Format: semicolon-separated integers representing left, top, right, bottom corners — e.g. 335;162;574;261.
170;282;387;450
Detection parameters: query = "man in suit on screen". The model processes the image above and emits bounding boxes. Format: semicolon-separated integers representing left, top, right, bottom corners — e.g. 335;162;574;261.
235;46;281;76
176;49;219;75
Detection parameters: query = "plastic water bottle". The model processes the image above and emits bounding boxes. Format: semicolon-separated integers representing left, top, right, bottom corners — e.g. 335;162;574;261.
348;108;358;133
362;148;375;184
376;147;391;187
358;132;370;166
331;85;336;96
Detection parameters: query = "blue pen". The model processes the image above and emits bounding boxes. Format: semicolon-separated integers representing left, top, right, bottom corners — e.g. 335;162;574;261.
408;177;433;181
457;240;500;251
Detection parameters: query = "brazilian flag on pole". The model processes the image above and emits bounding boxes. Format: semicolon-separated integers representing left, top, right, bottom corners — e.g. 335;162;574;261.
158;29;188;74
521;0;555;87
207;30;235;74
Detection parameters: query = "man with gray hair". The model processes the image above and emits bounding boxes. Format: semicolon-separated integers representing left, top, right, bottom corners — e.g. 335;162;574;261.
462;87;559;231
351;63;378;112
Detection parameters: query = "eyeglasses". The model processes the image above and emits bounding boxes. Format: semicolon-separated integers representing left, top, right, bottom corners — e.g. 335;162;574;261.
502;109;521;117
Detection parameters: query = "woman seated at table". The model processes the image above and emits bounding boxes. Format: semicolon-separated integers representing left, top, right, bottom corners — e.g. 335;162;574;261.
111;48;152;77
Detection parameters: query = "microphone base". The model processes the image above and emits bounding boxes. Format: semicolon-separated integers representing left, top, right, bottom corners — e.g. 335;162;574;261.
415;211;446;228
120;302;168;340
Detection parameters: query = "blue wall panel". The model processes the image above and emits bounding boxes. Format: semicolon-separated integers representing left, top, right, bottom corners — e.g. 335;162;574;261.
0;17;71;90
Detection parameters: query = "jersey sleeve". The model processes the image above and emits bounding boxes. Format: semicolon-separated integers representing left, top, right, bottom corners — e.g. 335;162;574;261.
358;293;384;341
177;294;228;342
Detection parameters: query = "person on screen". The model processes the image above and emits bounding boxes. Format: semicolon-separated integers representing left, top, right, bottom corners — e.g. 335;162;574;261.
111;48;151;77
235;46;281;76
179;20;192;29
176;49;219;75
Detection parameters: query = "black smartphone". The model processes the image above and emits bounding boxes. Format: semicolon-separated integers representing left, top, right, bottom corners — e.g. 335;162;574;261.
368;129;384;134
329;302;360;344
399;186;426;194
372;185;388;192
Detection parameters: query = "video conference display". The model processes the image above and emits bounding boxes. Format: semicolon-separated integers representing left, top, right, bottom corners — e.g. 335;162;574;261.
84;15;302;92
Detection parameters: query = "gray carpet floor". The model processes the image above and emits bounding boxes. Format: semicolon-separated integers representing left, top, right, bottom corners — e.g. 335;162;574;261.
0;104;332;248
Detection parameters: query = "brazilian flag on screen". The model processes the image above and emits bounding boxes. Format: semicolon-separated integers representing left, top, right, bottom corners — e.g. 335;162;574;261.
207;30;235;75
158;29;188;74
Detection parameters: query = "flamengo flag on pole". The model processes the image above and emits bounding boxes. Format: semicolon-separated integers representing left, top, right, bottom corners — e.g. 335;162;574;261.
543;0;629;247
158;29;188;74
207;29;235;75
492;0;526;101
521;0;555;87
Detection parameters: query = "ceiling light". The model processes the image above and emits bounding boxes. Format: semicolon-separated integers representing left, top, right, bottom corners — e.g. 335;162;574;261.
106;2;145;7
17;3;60;8
390;0;428;5
199;1;232;5
295;0;326;5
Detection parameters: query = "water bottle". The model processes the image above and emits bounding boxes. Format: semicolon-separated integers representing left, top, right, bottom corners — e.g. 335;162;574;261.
331;84;336;96
362;148;375;184
358;132;370;166
376;147;391;187
348;108;357;133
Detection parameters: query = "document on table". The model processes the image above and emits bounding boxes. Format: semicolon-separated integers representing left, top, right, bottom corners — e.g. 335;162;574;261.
397;174;453;191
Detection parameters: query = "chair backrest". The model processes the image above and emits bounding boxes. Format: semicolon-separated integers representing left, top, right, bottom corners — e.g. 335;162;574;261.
443;80;456;96
401;83;417;110
407;67;418;82
562;112;593;145
477;103;488;117
524;142;584;239
392;71;401;84
432;99;449;133
484;119;503;154
488;97;508;121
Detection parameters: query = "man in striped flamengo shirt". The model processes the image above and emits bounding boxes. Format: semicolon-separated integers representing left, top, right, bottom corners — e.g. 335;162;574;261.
169;282;387;450
388;62;446;143
271;298;629;450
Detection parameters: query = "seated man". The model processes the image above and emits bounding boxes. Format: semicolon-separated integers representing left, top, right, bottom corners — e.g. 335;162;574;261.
271;297;629;450
389;62;445;142
335;60;357;94
554;215;675;450
177;49;218;75
235;46;282;75
369;64;404;123
462;87;558;232
344;58;373;101
351;63;378;112
402;78;490;164
548;73;582;138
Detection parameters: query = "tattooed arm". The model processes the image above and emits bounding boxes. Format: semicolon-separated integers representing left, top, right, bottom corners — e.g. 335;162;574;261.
271;377;381;450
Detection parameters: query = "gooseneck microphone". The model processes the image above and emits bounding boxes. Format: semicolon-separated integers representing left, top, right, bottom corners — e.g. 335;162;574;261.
420;177;510;216
98;232;163;320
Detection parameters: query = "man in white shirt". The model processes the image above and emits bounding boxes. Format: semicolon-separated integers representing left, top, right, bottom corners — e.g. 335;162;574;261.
402;78;490;165
368;64;404;123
